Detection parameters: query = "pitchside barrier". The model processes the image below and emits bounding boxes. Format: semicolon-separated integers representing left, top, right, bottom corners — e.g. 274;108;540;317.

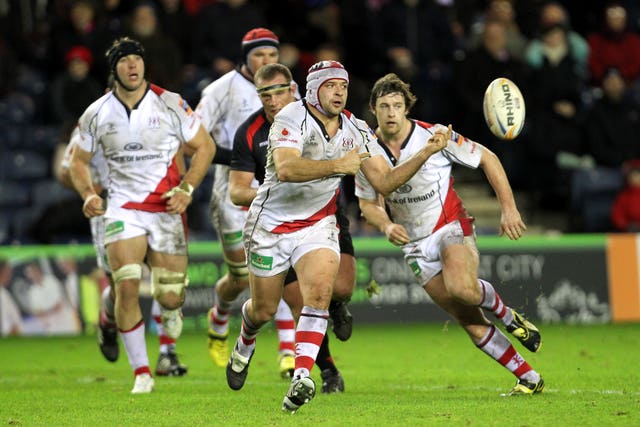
1;234;639;336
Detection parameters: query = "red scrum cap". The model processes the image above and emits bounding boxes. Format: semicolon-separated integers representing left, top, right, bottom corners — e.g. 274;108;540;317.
241;28;279;64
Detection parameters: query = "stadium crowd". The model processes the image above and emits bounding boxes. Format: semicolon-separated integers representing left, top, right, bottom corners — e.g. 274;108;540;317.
2;0;640;245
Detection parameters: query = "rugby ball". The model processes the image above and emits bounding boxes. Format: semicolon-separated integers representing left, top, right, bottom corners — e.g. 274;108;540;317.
483;78;525;140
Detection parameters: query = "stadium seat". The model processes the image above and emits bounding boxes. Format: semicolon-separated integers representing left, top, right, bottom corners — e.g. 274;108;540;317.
10;206;44;243
1;149;50;181
22;125;62;153
31;179;79;210
0;212;10;244
571;167;624;232
0;181;30;208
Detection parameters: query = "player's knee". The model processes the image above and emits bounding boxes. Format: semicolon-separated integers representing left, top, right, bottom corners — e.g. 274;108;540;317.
151;267;188;310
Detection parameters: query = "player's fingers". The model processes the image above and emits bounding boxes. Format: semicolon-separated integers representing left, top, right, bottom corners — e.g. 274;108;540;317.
360;152;371;160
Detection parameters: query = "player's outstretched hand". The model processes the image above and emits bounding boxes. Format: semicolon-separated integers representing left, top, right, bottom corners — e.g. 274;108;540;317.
499;208;527;240
339;147;370;175
384;223;410;246
426;124;451;155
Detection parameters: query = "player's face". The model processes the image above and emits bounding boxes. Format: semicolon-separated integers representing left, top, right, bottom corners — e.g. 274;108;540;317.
372;92;408;136
318;79;348;118
116;54;145;91
256;75;296;122
248;47;279;75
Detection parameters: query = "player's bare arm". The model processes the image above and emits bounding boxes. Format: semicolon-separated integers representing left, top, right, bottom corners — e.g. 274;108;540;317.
478;144;526;240
273;146;367;182
229;170;257;207
358;197;410;246
163;124;215;214
69;146;105;218
362;125;451;197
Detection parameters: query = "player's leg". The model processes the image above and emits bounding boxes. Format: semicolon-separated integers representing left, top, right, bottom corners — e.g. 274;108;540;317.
441;237;542;352
329;208;355;341
283;275;343;392
208;202;249;366
91;215;119;362
151;299;187;376
274;297;296;378
226;272;286;390
106;233;152;394
425;274;544;395
477;278;542;352
282;245;339;413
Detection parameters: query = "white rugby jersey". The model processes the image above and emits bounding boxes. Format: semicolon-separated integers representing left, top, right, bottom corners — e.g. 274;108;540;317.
61;126;110;190
76;84;201;212
196;69;261;207
251;100;382;233
355;120;482;240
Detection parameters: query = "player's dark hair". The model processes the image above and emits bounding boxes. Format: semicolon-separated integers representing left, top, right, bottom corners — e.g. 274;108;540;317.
254;63;292;84
369;73;417;113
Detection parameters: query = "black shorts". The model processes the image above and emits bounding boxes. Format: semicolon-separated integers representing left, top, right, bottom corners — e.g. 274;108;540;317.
284;205;354;285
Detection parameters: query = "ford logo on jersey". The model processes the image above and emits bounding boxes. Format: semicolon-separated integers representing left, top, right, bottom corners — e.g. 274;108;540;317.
124;142;143;151
397;184;412;194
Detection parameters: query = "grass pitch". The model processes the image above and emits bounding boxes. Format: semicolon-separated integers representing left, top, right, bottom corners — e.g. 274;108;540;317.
1;322;639;426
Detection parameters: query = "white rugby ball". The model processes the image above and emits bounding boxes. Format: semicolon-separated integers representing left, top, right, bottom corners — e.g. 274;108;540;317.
483;77;525;140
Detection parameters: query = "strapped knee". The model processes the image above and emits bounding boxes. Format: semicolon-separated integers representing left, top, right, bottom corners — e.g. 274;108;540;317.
112;264;142;284
151;267;189;304
224;255;249;278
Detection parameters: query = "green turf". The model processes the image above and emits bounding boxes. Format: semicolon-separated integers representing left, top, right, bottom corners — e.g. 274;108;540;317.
1;322;639;426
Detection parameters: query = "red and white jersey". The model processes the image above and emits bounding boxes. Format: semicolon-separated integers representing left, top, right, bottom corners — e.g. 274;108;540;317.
251;100;382;233
61;126;110;190
76;84;201;212
355;120;482;240
196;69;261;205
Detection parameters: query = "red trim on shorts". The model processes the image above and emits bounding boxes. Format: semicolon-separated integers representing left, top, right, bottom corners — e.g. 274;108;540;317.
271;190;338;234
433;177;474;235
122;156;181;212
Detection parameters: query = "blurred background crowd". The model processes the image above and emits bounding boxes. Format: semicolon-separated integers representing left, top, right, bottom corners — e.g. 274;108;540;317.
1;0;640;245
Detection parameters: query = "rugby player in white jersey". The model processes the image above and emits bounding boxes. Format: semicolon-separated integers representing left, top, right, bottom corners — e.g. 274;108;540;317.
196;28;305;376
224;61;449;413
59;125;187;377
356;73;544;396
69;37;215;394
229;63;348;392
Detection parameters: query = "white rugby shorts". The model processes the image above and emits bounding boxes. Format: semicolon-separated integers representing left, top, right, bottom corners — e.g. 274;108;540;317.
244;215;340;277
210;195;247;251
401;220;477;285
103;206;188;255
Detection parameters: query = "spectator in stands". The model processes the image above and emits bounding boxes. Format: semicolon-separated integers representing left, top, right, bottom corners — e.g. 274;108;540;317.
611;159;640;232
49;45;103;125
192;0;265;78
525;21;589;208
50;0;112;79
527;2;589;77
585;67;640;169
467;0;529;61
588;2;640;87
371;0;457;122
454;19;528;188
128;1;183;92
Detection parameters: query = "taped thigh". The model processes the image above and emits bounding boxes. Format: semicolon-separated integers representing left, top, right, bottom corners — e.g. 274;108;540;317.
112;264;142;284
224;255;249;279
